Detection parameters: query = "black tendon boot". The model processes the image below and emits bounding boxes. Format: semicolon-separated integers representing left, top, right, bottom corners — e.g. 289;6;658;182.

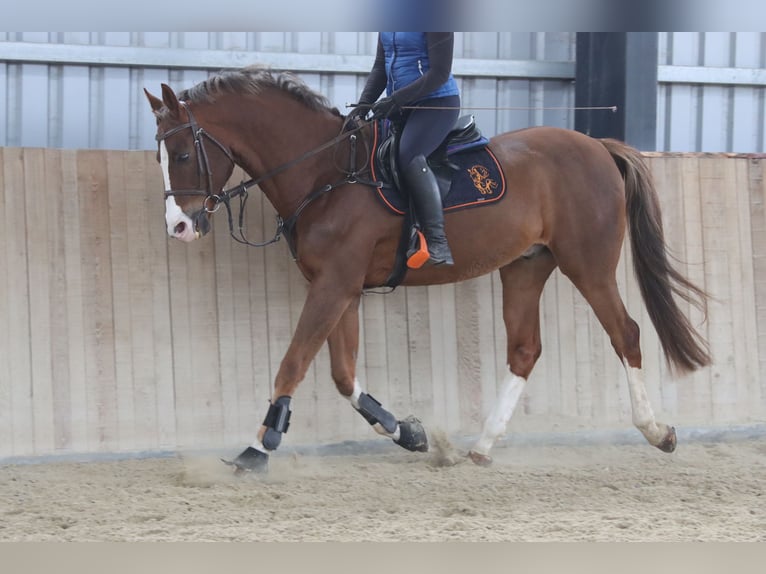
403;155;454;266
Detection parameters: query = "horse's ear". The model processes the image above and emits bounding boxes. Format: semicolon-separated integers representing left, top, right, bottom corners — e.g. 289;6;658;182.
143;88;164;114
160;83;181;118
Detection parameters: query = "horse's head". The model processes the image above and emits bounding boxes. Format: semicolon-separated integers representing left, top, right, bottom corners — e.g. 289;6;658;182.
144;84;235;242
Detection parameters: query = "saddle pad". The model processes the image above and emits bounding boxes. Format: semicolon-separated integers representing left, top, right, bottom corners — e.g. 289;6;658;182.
374;146;506;215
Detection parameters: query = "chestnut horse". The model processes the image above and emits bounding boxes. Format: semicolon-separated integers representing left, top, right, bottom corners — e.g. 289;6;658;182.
144;66;710;473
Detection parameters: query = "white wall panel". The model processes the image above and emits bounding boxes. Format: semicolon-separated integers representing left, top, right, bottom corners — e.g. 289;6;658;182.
658;32;766;152
0;32;576;150
1;32;763;153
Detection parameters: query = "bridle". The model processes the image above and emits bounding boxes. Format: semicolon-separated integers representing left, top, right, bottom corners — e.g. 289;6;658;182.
155;101;373;248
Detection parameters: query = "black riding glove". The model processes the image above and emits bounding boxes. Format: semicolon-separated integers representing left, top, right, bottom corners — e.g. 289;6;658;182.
371;96;401;120
348;103;371;122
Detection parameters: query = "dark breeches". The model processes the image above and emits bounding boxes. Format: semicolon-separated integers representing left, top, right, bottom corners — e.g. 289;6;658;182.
397;95;460;170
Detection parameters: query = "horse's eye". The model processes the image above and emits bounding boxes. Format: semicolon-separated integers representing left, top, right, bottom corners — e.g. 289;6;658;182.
176;152;190;162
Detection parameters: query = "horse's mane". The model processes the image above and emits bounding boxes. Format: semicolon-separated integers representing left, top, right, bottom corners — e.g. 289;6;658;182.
177;65;340;115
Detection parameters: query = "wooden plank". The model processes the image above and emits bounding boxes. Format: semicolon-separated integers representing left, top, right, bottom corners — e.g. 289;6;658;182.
77;150;119;452
185;224;224;449
713;157;748;422
472;275;499;431
3;148;34;456
143;151;177;449
0;148;13;457
383;288;410;425
455;279;487;431
537;274;562;422
23;148;55;454
678;155;712;423
749;159;766;409
555;270;578;420
573;285;593;421
731;159;760;415
699;158;736;423
124;151;160;450
61;149;88;453
44;149;72;452
405;285;436;426
106;151;136;450
425;285;449;431
212;173;243;446
429;284;460;433
360;288;389;427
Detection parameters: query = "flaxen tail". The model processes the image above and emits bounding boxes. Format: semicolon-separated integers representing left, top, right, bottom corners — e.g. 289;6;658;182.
600;138;711;374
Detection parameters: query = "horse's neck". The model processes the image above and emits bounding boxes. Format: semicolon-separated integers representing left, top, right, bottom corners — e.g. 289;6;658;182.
234;103;343;217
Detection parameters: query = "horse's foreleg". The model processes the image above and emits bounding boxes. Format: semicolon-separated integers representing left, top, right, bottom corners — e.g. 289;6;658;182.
468;372;528;466
227;279;360;473
468;253;555;466
327;297;428;452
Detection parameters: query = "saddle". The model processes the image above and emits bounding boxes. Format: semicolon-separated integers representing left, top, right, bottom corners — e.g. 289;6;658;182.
365;116;507;288
373;115;485;196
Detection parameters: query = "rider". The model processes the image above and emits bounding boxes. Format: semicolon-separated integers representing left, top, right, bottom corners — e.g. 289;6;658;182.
352;32;460;266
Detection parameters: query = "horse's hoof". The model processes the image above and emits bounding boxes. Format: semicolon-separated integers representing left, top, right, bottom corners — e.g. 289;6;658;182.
394;416;429;452
467;450;493;467
221;446;269;474
656;426;677;453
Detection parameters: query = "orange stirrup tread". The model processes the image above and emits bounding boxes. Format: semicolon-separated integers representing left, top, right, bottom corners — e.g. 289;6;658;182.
407;230;430;269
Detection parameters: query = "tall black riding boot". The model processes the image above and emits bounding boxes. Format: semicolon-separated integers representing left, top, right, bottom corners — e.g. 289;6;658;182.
403;155;454;266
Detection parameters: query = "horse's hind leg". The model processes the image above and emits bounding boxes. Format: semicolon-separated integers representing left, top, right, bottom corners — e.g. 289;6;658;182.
569;274;676;452
468;250;557;466
327;295;428;452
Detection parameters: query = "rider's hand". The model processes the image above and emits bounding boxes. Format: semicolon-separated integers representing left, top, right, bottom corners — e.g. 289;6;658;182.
370;96;400;120
348;103;371;122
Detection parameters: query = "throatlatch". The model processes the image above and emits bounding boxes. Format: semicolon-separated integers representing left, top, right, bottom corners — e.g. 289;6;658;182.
262;396;292;450
356;392;398;434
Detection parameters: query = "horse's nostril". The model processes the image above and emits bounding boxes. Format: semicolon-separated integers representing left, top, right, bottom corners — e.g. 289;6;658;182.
174;222;187;235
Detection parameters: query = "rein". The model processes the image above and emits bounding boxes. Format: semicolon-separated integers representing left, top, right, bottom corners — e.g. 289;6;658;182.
156;102;371;248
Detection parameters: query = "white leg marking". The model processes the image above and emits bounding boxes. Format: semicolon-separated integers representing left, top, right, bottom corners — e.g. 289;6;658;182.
472;371;526;456
345;379;400;441
249;438;268;454
624;363;667;445
160;141;196;242
346;378;363;409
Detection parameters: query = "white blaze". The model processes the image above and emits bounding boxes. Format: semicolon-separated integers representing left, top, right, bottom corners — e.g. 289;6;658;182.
160;141;196;242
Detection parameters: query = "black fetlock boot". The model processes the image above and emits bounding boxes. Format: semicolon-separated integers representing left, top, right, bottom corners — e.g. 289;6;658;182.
403;155;454;266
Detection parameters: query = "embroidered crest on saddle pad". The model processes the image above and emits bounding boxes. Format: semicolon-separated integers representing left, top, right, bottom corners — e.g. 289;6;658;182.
369;117;507;215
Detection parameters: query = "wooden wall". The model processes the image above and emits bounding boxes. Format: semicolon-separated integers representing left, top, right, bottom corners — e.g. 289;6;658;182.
1;148;764;458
